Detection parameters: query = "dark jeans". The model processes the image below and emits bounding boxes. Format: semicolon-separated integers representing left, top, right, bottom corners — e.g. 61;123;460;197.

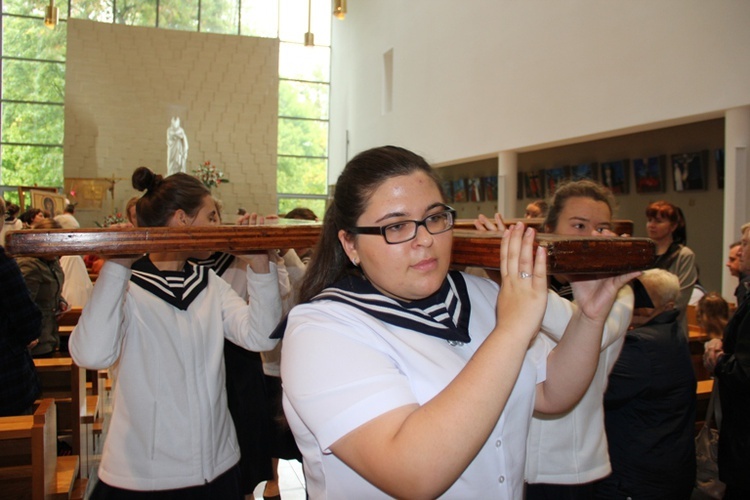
90;463;242;500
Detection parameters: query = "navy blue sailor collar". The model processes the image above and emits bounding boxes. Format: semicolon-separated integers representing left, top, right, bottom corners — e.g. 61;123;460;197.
189;251;235;277
272;270;472;344
130;255;210;311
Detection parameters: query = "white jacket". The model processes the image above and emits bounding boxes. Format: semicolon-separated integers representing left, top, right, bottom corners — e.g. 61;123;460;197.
70;260;280;491
525;285;634;484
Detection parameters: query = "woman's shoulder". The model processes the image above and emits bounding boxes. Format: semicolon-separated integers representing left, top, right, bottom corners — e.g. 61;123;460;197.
677;244;695;256
674;245;697;267
15;256;43;272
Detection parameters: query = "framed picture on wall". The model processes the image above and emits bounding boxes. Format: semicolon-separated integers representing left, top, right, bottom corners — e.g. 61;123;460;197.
30;190;66;218
633;156;666;194
600;160;630;194
571;163;598;181
672;150;708;191
544;166;570;195
524;170;544;199
715;148;724;189
452;178;467;203
483;176;498;202
441;180;454;203
467;177;483;202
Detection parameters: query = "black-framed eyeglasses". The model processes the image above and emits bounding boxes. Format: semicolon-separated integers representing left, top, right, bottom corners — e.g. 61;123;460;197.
348;208;457;244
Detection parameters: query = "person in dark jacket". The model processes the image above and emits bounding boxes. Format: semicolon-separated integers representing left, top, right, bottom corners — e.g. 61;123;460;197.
16;218;66;357
705;221;750;499
596;268;696;500
0;198;43;415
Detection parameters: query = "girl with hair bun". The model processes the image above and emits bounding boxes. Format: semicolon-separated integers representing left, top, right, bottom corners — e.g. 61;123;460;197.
70;167;282;499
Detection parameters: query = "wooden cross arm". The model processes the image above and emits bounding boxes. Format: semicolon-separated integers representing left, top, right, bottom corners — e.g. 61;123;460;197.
453;218;635;237
451;230;655;273
5;223;655;274
4;224;321;257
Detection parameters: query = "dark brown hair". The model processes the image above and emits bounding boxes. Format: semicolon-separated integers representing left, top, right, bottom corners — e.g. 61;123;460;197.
132;167;210;227
31;218;62;230
19;208;43;226
696;292;729;340
284;207;318;221
298;146;445;304
646;200;687;245
4;202;20;219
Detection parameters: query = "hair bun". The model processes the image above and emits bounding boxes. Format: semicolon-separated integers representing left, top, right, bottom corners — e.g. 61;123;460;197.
132;166;163;193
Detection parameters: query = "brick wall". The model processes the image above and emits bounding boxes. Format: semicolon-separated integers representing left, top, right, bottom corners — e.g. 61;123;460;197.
64;19;279;227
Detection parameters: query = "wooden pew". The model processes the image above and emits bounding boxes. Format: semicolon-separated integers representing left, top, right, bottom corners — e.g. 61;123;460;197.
57;308;82;329
695;378;714;434
57;307;82;355
54;307;100;399
687;304;698;330
33;358;97;479
0;398;83;499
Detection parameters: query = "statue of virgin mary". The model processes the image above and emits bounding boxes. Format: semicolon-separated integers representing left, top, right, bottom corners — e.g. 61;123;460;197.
167;117;189;175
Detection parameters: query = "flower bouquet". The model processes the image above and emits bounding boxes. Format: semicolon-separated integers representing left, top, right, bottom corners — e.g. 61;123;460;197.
192;160;229;189
96;211;129;228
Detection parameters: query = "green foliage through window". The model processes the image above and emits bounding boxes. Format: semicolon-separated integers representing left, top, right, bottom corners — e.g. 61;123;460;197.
1;0;329;213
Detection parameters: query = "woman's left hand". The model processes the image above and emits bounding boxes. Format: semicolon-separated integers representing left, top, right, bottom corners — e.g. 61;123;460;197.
232;212;273;272
569;272;640;324
569;227;640;323
495;222;548;343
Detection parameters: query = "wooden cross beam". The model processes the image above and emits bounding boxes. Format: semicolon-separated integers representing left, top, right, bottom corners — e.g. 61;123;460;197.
4;220;655;274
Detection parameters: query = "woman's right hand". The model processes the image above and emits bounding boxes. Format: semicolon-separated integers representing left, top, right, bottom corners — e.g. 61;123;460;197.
496;222;548;343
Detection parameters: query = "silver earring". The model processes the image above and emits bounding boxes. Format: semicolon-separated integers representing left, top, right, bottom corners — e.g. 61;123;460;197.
351;258;359;266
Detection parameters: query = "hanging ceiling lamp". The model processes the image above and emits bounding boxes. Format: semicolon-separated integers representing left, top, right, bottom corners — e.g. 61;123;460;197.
333;0;347;20
304;0;315;46
44;0;59;29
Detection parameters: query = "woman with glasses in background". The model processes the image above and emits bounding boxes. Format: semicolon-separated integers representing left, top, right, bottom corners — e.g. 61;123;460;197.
277;145;638;499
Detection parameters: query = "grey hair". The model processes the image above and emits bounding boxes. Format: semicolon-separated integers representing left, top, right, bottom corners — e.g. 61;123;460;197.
639;269;680;308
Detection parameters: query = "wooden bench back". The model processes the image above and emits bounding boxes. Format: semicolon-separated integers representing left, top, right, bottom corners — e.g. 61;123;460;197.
34;358;85;459
57;307;83;328
0;398;57;500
